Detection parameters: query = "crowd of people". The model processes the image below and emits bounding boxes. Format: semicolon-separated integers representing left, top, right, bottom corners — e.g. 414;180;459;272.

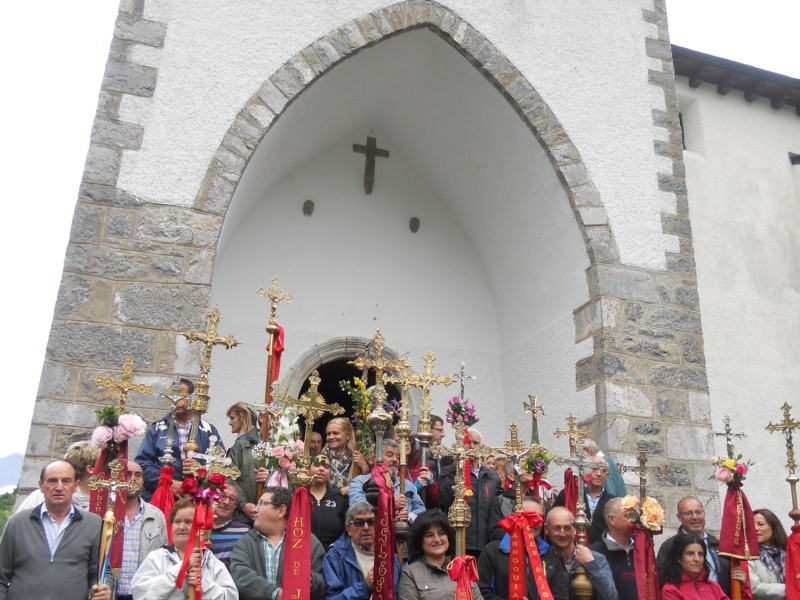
0;388;790;600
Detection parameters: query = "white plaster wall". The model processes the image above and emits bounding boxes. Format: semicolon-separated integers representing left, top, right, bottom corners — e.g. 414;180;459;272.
679;81;800;529
117;0;675;269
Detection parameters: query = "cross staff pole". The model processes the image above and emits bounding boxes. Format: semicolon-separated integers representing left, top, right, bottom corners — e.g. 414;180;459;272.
715;415;747;459
523;395;544;445
95;356;153;414
483;423;536;512
766;403;800;526
256;277;292;435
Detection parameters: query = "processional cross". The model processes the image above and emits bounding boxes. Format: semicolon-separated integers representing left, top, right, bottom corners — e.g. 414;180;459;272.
95;356;153;414
488;423;549;512
350;329;407;406
523;395;544;445
766;403;800;524
256;277;293;406
88;458;141;514
352;136;389;194
619;440;670;503
715;415;747;458
160;375;193;466
181;306;239;453
452;361;476;403
188;437;242;480
279;370;344;486
554;414;590;455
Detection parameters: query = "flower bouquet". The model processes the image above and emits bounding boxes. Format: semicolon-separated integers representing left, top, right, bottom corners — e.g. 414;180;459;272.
711;454;751;484
446;396;479;427
341;377;375;455
92;405;147;451
522;447;554;474
179;467;227;503
621;494;665;532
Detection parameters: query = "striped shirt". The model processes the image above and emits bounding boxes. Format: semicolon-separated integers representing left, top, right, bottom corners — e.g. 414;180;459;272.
39;504;75;559
117;499;146;596
210;520;250;570
177;419;192;459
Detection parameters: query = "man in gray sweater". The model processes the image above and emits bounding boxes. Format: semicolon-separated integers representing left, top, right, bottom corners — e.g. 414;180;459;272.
0;460;111;600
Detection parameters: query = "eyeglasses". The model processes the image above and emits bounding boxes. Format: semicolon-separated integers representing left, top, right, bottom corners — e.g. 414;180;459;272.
217;494;237;504
590;466;608;473
349;518;376;528
256;500;281;509
679;510;705;517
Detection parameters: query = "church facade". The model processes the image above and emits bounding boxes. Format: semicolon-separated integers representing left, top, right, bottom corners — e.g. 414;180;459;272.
23;0;800;531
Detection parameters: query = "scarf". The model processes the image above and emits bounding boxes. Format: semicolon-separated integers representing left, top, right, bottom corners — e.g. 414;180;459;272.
759;543;786;584
325;448;353;488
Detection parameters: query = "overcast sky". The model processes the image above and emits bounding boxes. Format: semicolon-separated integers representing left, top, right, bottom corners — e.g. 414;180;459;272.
1;1;797;460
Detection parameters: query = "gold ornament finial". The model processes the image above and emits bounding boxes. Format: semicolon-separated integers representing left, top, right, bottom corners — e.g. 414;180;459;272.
95;356;153;414
554;414;590;456
256;277;293;322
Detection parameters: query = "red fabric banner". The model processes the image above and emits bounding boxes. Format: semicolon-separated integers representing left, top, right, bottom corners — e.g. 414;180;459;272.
786;525;800;600
283;487;313;600
628;524;661;600
462;433;473;496
266;322;285;392
89;440;129;571
176;502;206;593
151;466;175;543
373;464;396;600
499;511;553;600
719;482;758;560
447;555;479;600
563;469;577;516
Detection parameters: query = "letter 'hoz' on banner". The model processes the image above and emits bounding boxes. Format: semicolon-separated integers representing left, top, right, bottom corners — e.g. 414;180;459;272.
284;487;312;600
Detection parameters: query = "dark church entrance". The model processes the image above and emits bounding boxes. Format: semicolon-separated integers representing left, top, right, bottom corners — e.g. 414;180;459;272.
296;358;401;439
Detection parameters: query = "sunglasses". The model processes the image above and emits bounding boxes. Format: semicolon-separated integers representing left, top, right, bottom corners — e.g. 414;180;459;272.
350;518;376;528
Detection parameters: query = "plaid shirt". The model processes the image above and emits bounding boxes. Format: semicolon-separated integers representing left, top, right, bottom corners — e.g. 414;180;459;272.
176;419;192;459
261;532;285;600
116;499;146;596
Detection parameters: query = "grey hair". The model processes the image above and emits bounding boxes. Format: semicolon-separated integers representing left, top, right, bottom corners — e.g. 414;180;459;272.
383;439;400;452
346;501;375;524
605;497;624;519
582;438;600;454
467;427;482;442
677;495;703;514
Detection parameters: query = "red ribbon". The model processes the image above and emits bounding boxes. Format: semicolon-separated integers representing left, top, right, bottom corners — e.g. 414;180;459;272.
176;502;209;596
786;525;800;600
151;466;176;543
373;464;396;600
284;487;313;600
499;511;552;600
89;440;129;570
563;469;577;516
448;555;479;600
628;524;661;600
266;322;285;391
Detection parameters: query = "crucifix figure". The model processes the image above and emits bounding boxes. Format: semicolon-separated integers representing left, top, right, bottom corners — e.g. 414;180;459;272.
487;423;540;512
523;395;544;445
353;136;389;194
349;329;406;407
256;277;292;406
188;437;241;480
88;458;141;510
279;370;345;487
160;375;192;466
181;306;240;453
95;356;153;414
451;361;477;403
256;277;293;322
554;414;590;456
766;403;800;525
715;415;747;458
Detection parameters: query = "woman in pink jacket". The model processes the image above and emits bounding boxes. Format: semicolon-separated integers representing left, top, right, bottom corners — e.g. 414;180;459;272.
661;535;746;600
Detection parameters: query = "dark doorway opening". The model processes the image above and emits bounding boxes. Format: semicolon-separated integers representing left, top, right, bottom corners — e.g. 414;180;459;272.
296;359;401;439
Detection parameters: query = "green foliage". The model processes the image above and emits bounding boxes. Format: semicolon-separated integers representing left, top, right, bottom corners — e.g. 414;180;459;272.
0;491;17;537
95;405;119;427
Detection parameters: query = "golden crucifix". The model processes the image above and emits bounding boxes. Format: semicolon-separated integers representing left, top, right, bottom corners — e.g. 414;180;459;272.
279;370;344;487
256;277;293;408
554;414;590;455
486;424;546;512
349;329;407;405
403;353;453;452
188;438;242;480
95;356;153;414
766;403;800;525
181;306;239;452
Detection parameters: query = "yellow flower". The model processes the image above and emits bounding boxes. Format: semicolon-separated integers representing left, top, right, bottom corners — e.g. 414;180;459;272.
621;495;640;512
641;497;665;530
724;458;736;470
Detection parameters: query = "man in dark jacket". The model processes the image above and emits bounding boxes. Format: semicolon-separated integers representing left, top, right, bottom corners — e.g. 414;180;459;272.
488;462;535;542
589;498;639;600
656;496;730;596
438;427;502;559
478;497;570;600
322;501;400;600
553;456;615;545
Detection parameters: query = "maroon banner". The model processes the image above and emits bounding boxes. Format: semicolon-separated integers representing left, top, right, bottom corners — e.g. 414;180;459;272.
284;487;313;600
786;525;800;600
89;440;129;570
628;524;661;600
719;482;758;561
499;511;552;600
151;466;175;543
373;464;396;600
563;469;577;516
462;433;473;497
447;555;479;600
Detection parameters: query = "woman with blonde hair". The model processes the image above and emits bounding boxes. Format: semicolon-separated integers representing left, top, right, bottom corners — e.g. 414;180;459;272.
322;417;368;495
225;401;263;525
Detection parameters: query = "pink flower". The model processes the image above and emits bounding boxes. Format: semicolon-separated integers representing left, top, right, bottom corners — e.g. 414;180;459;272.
736;463;747;475
295;439;304;451
117;414;146;437
91;426;114;449
284;449;293;460
112;425;127;443
278;457;290;469
715;467;733;483
288;462;298;472
272;446;285;458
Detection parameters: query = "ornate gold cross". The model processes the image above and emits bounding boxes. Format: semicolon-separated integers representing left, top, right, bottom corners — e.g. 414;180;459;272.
523;395;544;445
95;356;153;414
182;306;240;376
554;414;590;455
401;352;453;447
188;439;241;480
767;403;800;525
88;458;141;513
256;277;293;322
488;424;536;512
349;329;406;405
279;370;345;486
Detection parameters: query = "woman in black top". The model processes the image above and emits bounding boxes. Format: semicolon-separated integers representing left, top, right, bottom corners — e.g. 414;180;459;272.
308;455;349;549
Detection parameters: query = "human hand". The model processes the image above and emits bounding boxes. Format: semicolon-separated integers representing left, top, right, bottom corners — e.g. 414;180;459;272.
397;508;409;522
574;544;595;564
366;567;375;589
183;457;197;477
395;494;407;510
255;467;271;483
731;566;747;583
90;584;111;600
418;468;431;486
353;451;369;472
